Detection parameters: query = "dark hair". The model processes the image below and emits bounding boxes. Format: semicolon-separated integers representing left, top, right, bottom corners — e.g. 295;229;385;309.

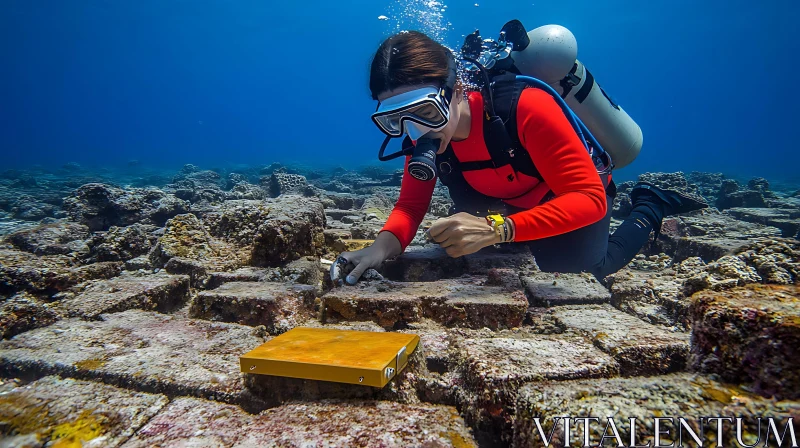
369;31;452;100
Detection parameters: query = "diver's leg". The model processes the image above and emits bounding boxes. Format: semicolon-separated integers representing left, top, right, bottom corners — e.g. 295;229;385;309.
522;193;663;279
525;195;613;274
591;181;710;278
589;200;663;278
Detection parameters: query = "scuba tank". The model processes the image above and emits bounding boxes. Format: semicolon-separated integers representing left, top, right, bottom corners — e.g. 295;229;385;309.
462;21;643;169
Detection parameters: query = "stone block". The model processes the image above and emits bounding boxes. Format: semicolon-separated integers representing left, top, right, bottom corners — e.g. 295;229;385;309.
522;272;610;307
658;214;782;262
244;401;477;447
89;223;157;263
463;245;538;275
0;375;167;448
324;209;353;221
206;267;268;289
191;282;317;334
4;221;90;256
690;284;800;399
397;319;451;373
451;332;618;441
725;207;800;238
0;293;59;339
0;248;122;295
0;310;265;408
322;278;528;330
381;245;466;281
607;259;709;330
199;196;326;267
120;397;255;447
276;256;322;286
551;304;690;376
164;256;208;288
51;273;190;319
733;238;799;285
121;397;476;448
514;374;800;448
63;183;189;231
148;213;244;271
124;255;153;271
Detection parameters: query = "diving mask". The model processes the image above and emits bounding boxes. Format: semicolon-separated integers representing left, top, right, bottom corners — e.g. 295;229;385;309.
371;86;451;139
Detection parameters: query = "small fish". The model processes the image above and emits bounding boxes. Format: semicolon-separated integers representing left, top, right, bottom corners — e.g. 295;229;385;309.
378;15;389;21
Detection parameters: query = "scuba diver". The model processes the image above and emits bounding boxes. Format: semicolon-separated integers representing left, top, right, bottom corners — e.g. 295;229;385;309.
331;22;708;286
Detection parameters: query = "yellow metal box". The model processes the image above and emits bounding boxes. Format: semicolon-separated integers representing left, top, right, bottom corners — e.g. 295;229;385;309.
240;327;420;388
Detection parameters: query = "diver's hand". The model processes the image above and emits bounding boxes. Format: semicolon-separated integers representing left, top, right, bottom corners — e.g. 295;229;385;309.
428;212;501;257
330;231;401;286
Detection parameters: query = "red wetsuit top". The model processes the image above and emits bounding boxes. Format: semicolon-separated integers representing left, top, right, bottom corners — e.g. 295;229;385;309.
380;88;608;250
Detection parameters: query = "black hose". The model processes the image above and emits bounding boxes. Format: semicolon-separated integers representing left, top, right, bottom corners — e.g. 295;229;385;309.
461;56;497;117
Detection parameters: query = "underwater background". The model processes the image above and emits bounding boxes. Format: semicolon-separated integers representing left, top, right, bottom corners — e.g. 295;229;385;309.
1;0;798;184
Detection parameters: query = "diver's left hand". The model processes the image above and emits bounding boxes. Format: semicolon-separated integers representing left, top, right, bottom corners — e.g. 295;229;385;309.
427;212;501;257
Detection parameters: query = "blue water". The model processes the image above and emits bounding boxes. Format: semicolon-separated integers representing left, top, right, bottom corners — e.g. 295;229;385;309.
1;0;798;183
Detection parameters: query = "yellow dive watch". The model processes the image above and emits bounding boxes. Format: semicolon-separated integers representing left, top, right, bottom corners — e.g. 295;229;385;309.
485;214;512;243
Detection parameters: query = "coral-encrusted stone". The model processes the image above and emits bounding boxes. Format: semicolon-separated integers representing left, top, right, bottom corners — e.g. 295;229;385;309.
690;284;800;399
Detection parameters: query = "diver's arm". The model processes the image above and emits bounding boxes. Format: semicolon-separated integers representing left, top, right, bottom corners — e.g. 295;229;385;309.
379;155;437;250
507;88;607;241
333;158;432;285
373;230;403;259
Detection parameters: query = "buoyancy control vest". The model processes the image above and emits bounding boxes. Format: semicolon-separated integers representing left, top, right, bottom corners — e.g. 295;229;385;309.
425;73;614;216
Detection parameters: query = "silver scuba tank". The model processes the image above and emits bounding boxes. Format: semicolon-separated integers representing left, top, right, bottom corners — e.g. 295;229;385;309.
511;25;643;169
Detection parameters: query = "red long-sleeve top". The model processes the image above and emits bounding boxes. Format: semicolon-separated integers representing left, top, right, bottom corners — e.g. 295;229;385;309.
380;88;607;250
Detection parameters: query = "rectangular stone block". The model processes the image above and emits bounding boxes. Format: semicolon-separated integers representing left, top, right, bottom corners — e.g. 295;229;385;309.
551;304;690;376
121;397;477;448
514;373;800;448
191;281;318;334
0;375;167;448
325;209;355;221
608;267;689;328
0;309;265;408
198;197;326;267
690;284;800;400
522;272;611;307
52;272;190;319
0;248;122;295
463;245;537;275
659;214;782;262
380;245;467;281
120;397;256;447
322;277;528;330
451;332;618;442
206;267;269;289
397;319;451;373
243;401;477;447
0;293;59;339
725;207;800;238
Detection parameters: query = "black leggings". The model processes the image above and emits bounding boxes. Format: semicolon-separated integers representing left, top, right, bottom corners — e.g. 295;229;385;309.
523;193;656;278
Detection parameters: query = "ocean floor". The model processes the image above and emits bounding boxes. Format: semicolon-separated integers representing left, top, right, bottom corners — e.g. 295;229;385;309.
0;162;798;447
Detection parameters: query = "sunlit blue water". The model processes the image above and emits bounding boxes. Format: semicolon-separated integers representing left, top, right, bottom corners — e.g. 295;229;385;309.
1;0;797;183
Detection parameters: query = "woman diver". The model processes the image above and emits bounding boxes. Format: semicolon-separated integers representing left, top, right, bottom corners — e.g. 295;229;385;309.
331;30;707;286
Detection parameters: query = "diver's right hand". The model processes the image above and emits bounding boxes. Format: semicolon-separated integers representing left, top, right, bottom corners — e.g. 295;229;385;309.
330;246;386;286
330;231;402;286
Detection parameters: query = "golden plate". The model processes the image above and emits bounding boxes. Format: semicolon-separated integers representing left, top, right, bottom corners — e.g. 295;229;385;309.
240;327;420;387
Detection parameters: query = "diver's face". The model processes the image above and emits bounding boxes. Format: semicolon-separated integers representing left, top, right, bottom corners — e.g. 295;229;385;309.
426;91;462;154
376;84;462;154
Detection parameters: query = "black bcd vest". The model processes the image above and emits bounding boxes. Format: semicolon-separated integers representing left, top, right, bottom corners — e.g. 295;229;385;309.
412;73;614;216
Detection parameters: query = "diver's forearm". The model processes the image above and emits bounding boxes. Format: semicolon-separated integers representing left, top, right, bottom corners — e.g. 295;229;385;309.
374;230;403;260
